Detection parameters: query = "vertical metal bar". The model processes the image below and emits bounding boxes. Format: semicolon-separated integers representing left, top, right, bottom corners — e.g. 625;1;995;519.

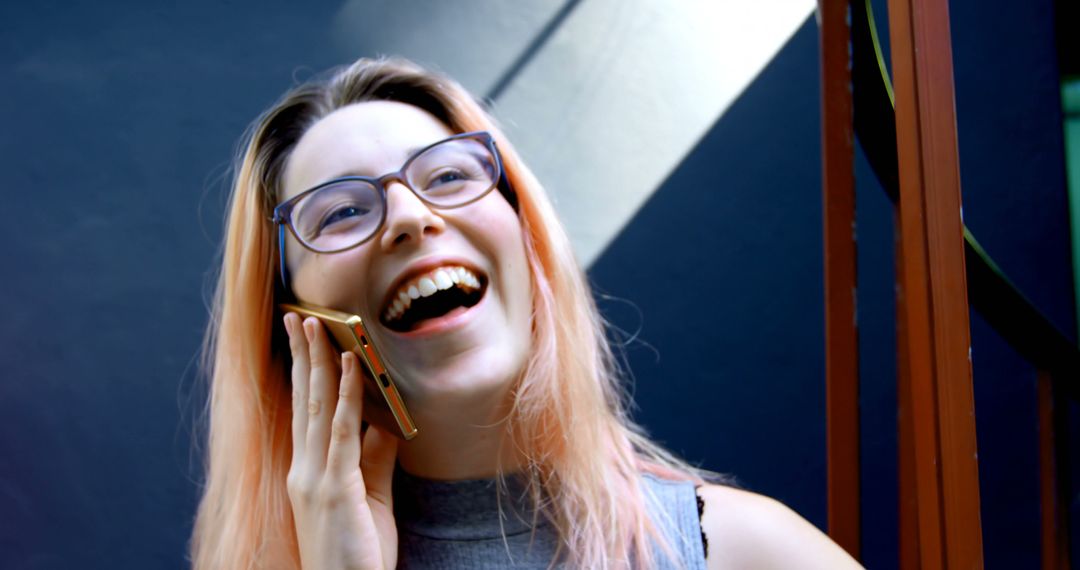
886;0;984;566
895;211;921;570
1038;370;1072;570
819;0;862;559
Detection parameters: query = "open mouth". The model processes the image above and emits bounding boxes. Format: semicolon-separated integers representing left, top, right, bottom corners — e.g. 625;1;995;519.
380;265;487;333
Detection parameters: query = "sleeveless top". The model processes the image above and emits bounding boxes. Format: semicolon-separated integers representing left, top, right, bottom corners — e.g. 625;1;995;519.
393;467;708;569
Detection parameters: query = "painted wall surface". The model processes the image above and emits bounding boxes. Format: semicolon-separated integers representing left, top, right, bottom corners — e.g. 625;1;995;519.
2;1;1074;568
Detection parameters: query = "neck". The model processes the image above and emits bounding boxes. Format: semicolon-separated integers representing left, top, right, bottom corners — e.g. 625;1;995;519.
396;386;524;480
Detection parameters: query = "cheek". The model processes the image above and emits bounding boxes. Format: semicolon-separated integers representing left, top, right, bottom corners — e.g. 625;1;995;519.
483;219;529;283
466;202;533;330
499;225;534;334
291;249;373;310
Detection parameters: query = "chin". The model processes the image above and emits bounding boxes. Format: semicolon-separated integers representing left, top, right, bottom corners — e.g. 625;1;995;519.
397;343;527;408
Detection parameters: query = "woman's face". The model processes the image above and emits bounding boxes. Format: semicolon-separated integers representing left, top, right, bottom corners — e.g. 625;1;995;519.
280;101;533;407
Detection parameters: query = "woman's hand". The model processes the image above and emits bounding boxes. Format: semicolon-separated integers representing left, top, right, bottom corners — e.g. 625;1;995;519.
284;313;400;570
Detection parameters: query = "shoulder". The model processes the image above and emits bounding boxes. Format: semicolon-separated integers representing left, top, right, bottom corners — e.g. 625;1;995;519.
695;484;864;570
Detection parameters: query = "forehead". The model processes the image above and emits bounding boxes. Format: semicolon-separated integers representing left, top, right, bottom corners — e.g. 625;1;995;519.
281;100;454;201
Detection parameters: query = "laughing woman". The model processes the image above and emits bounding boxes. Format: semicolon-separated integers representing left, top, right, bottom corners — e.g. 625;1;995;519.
189;57;861;569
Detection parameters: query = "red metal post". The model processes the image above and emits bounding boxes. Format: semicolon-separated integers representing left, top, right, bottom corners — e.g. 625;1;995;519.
1038;370;1071;570
886;0;984;566
895;216;921;570
818;0;861;559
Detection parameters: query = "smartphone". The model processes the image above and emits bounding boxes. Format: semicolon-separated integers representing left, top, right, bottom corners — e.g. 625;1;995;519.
280;301;418;440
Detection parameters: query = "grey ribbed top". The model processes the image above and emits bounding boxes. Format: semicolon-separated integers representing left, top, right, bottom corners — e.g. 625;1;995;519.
393;468;707;569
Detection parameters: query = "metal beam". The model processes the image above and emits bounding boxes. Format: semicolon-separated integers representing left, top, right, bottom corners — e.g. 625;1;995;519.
1038;370;1072;570
818;0;862;559
886;0;984;566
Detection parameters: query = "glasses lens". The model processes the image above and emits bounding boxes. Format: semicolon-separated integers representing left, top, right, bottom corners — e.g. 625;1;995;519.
291;179;383;251
405;137;498;206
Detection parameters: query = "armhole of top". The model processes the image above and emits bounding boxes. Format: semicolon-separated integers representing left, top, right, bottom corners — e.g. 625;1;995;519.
694;485;708;559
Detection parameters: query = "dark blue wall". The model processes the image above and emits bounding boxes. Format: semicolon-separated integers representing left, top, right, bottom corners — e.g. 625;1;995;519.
1;2;346;567
2;1;1074;568
590;15;827;521
949;0;1078;567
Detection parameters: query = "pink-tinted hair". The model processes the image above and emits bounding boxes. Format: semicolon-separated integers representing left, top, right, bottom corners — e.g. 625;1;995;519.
190;57;712;570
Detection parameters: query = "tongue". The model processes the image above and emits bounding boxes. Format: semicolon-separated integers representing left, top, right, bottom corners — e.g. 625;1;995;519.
408;305;470;331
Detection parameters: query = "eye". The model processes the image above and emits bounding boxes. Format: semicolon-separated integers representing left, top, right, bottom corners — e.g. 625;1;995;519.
425;169;468;190
320;205;369;230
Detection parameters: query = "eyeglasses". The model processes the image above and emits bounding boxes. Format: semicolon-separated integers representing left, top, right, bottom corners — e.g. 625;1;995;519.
271;131;504;289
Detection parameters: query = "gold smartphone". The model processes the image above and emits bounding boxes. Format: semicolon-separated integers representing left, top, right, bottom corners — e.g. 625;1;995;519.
280;302;418;440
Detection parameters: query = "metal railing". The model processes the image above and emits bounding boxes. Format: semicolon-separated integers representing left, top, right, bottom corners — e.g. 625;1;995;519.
819;0;1079;567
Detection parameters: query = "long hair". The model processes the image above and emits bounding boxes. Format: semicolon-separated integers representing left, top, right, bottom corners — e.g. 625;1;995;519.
190;57;712;569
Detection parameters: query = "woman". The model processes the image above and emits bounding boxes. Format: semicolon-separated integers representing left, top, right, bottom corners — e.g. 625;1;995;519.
190;57;860;569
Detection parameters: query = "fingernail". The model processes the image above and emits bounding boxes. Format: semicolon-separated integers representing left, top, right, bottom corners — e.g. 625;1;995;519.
283;315;293;338
303;319;315;343
342;352;353;375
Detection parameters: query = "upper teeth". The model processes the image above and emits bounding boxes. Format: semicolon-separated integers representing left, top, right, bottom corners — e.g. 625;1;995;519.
384;265;482;322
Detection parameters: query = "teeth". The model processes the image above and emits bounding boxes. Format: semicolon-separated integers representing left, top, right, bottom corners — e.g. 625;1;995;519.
434;269;453;290
418;277;438;297
383;265;484;323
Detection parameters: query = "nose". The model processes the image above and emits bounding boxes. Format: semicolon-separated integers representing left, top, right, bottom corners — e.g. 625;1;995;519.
379;180;446;250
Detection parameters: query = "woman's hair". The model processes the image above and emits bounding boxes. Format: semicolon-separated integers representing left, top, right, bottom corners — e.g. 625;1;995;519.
190;56;714;570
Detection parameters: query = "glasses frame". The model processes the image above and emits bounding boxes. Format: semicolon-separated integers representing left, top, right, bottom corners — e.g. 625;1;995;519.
269;130;505;291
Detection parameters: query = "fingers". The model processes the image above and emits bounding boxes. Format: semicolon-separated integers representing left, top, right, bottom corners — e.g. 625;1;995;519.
303;317;338;472
361;425;399;507
326;351;365;478
286;314;376;489
284;313;310;460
